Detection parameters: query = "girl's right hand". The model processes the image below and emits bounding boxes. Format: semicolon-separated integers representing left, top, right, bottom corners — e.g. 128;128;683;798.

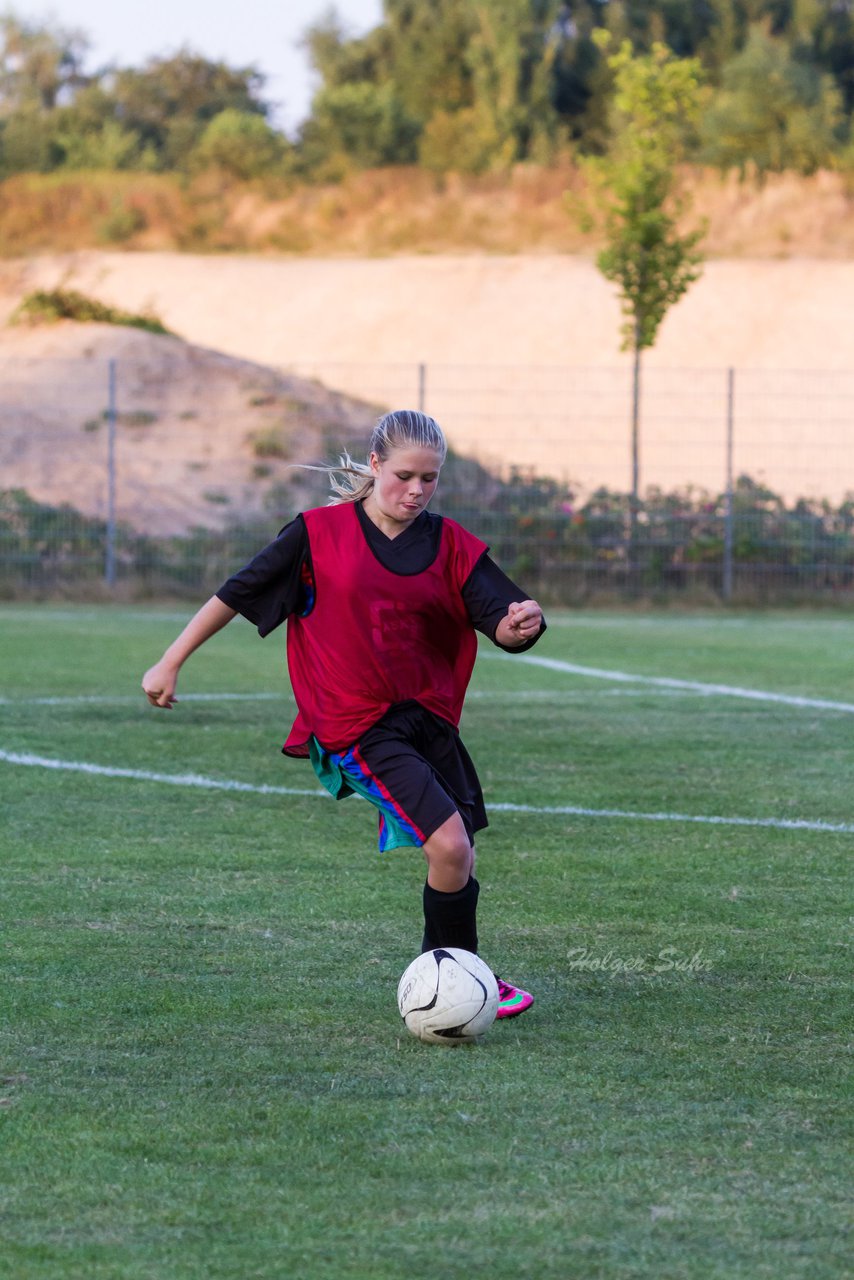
139;595;237;710
141;660;179;709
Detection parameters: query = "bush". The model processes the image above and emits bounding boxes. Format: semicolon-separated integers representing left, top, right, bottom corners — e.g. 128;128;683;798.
10;289;171;334
96;197;148;244
418;108;502;175
300;81;419;172
700;27;844;179
190;109;289;180
2;472;854;602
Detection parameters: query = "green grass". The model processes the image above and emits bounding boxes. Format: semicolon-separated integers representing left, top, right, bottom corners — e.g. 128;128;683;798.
1;606;851;1280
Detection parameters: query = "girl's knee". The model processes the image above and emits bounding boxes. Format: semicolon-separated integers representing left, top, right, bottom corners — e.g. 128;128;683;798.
423;815;474;889
425;834;471;885
428;839;471;874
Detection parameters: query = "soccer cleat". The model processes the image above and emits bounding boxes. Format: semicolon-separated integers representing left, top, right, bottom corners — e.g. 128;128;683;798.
495;978;534;1020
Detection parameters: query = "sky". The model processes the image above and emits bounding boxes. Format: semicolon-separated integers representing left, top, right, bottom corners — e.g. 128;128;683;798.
30;0;385;132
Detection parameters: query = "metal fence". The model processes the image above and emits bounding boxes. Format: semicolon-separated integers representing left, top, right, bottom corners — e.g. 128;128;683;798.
2;355;853;603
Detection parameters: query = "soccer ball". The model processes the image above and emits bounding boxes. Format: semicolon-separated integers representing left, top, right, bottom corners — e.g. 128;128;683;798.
397;947;499;1045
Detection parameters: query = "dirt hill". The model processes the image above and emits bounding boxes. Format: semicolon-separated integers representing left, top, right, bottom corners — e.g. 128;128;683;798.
2;238;853;506
0;320;378;535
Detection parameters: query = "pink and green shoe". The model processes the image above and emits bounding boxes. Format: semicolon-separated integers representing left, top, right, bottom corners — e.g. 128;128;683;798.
495;978;534;1019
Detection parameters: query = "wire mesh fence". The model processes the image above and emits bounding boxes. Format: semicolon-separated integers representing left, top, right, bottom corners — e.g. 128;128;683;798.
2;354;853;603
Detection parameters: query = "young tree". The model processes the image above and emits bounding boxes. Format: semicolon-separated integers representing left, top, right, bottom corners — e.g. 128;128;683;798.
584;35;705;562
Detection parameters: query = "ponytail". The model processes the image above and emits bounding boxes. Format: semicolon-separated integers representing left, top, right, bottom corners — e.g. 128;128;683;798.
317;409;448;505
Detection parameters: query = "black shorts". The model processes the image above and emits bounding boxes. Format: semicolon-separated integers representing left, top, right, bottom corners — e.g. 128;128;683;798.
316;701;488;852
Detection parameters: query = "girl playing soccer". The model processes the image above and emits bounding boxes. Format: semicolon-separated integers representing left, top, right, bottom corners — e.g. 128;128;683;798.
142;410;545;1019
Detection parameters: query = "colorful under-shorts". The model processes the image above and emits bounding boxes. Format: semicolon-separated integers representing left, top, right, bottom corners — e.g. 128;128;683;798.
309;700;488;852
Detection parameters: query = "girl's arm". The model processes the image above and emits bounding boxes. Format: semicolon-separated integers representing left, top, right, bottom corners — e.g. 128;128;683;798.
494;600;544;649
462;553;545;651
141;595;237;709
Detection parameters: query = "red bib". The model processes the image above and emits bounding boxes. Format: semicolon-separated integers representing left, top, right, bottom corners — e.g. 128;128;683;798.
283;504;487;755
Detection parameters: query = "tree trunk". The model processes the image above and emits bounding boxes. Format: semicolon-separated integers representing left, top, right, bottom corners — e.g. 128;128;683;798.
629;329;642;591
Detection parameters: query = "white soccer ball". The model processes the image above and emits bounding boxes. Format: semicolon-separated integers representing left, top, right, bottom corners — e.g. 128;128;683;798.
397;947;499;1045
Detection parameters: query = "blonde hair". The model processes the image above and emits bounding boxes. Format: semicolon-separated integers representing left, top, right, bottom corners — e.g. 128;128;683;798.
325;409;448;505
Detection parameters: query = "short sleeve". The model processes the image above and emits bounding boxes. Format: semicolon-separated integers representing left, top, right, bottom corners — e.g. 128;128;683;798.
216;516;309;637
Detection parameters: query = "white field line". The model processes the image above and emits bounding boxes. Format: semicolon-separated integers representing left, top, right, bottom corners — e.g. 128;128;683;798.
3;663;853;712
3;650;852;713
0;749;321;798
469;688;691;700
490;801;854;834
2;747;853;835
487;652;854;714
0;688;692;708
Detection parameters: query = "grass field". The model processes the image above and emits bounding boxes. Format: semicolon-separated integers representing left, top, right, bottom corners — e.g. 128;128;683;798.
1;605;851;1280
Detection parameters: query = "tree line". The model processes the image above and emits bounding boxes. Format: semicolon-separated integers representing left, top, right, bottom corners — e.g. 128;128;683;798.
2;1;854;182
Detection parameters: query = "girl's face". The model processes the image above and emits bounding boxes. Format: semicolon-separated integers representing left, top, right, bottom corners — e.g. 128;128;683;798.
369;445;443;526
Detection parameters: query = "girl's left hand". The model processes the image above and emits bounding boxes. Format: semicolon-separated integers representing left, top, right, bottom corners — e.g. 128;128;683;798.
498;600;544;646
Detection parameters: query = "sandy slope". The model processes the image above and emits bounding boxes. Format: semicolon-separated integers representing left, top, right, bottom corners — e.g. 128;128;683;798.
7;249;854;368
0;321;375;534
2;251;853;501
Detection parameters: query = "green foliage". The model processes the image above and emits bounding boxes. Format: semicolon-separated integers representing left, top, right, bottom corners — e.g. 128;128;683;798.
787;0;854;113
40;82;157;173
108;53;269;172
9;463;852;603
301;0;570;175
700;24;844;178
455;471;854;601
461;0;563;171
586;36;705;354
300;81;418;172
96;197;148;245
0;488;109;588
0;107;56;173
550;6;614;153
598;222;704;355
298;12;420;172
695;0;743;76
54;119;152;172
10;289;171;334
0;12;89;112
418;107;499;174
0;28;272;178
383;0;478;122
250;426;292;461
298;0;854;174
302;12;393;96
3;5;854;179
190;109;289;180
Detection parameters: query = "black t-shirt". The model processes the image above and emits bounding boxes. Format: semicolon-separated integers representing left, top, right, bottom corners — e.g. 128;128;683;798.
216;502;545;652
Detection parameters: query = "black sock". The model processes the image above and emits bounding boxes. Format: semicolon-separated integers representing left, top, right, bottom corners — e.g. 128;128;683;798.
421;876;479;954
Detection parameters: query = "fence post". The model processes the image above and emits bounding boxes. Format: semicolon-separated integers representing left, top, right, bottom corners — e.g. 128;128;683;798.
723;366;735;602
105;358;117;588
418;362;426;412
